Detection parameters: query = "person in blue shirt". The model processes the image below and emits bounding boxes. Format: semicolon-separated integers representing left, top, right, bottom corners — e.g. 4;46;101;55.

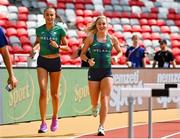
125;34;146;68
0;26;18;90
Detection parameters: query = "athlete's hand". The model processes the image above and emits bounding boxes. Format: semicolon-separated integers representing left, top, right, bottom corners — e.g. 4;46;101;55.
8;75;18;89
88;58;95;67
49;40;59;48
29;49;36;59
112;56;118;63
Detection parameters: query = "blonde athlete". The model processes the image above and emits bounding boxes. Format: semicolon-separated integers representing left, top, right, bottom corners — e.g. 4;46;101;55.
80;16;122;136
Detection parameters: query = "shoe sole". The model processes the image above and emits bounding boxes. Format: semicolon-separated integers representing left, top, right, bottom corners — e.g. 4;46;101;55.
51;127;58;132
38;129;48;133
97;132;105;136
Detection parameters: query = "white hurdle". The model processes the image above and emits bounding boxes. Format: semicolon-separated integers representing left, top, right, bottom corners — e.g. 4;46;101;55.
120;83;180;138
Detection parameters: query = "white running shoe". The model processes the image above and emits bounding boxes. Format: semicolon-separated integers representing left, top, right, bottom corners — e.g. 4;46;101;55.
92;105;99;117
97;125;105;136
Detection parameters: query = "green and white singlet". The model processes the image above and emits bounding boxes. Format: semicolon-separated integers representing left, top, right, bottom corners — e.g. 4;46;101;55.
90;34;112;68
36;24;66;55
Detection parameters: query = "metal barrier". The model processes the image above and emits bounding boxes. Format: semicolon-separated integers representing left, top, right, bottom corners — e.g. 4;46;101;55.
120;83;180;138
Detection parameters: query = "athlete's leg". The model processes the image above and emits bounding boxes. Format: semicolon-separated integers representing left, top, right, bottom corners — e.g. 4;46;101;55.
88;81;100;108
49;71;61;118
99;77;113;126
37;67;48;123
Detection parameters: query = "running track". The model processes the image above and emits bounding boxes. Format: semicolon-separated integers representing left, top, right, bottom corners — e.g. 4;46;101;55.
78;120;180;138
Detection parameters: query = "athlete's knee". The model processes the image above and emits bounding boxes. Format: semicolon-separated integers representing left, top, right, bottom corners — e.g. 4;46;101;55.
51;93;59;100
40;92;47;99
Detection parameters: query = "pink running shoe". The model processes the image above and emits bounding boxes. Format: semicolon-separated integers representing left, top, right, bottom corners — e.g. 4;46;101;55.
50;117;58;132
38;122;48;133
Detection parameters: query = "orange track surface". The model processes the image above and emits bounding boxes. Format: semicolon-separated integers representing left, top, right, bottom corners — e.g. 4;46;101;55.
0;109;180;138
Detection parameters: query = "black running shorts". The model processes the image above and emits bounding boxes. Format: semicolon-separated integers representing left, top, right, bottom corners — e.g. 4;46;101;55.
88;68;112;81
37;55;61;72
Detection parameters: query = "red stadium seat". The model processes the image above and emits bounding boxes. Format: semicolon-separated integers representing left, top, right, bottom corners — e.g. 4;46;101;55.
157;20;165;26
61;55;71;65
77;23;86;30
140;13;149;19
151;7;159;13
103;0;111;5
18;14;28;21
161;26;171;34
129;0;144;6
70;57;81;65
57;2;65;9
130;13;139;19
6;21;17;28
0;13;8;21
149;13;158;19
175;14;180;20
6;28;17;37
85;0;93;4
170;33;180;41
148;19;157;26
76;10;84;16
68;38;80;48
171;40;180;48
168;8;176;14
141;25;151;33
118;55;127;65
76;16;84;24
151;33;161;40
0;0;9;6
132;25;142;32
103;11;112;18
123;25;132;32
0;20;6;28
18;56;27;62
19;36;31;45
142;32;152;40
12;46;23;54
174;20;180;27
111;11;121;18
108;25;114;34
76;0;84;4
75;4;84;10
175;55;180;64
22;44;32;54
16;21;27;29
17;28;28;37
140;19;148;25
92;11;101;17
84;10;93;17
146;57;150;64
113;32;124;40
167;13;175;20
84;17;93;25
172;48;180;57
14;55;20;63
121;12;131;18
18;6;29;14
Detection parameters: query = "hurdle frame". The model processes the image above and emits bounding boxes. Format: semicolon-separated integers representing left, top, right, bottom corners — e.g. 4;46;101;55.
120;83;180;138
